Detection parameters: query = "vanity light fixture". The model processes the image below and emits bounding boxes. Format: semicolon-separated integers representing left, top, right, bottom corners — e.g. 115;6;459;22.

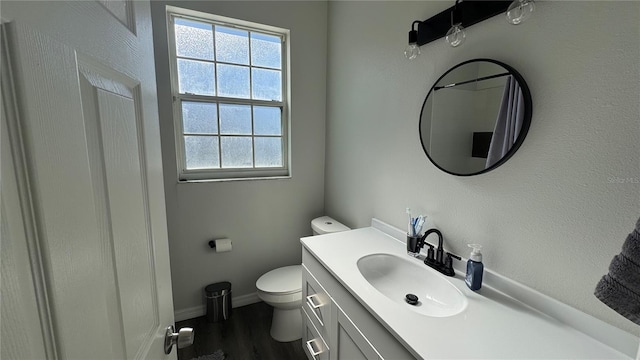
405;0;535;58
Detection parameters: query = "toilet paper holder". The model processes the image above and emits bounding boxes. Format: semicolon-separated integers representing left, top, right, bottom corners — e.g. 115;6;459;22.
208;238;233;253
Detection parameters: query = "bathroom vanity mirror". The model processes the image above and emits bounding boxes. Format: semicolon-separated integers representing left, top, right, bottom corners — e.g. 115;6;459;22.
419;59;532;176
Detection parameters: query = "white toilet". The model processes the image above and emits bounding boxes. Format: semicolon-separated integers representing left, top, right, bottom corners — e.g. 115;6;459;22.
256;216;350;342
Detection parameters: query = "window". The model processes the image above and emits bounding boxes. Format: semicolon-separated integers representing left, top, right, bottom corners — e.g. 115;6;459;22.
167;8;289;181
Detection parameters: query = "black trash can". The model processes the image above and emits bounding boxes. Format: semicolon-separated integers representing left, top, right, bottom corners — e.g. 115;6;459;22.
204;282;232;323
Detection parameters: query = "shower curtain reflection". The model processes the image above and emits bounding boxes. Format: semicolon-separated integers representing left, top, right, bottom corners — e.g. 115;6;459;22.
486;75;525;168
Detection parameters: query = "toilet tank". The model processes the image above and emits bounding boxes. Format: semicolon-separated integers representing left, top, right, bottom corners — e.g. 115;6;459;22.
311;216;350;235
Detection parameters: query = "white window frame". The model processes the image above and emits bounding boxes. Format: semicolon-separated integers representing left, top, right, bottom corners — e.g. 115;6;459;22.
166;6;290;182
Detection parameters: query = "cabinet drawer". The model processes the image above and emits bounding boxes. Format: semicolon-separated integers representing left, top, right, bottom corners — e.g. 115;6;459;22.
303;308;330;360
302;265;331;340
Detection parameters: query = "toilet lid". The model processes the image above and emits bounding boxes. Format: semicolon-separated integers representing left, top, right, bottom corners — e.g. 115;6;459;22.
256;265;302;295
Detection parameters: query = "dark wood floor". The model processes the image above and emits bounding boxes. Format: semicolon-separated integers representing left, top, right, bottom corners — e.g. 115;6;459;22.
177;301;307;360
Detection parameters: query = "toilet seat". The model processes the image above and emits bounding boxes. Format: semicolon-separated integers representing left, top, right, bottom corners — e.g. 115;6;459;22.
256;265;302;295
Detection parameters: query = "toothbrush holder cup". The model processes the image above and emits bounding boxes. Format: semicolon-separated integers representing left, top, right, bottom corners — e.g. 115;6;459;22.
407;234;422;257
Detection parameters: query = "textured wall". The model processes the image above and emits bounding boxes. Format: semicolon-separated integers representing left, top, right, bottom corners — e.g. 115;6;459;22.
325;1;639;335
151;1;327;315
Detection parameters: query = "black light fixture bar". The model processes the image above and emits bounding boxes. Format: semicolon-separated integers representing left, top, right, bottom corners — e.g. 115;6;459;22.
417;0;511;46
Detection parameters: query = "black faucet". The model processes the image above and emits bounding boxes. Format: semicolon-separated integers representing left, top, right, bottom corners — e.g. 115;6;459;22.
419;228;461;277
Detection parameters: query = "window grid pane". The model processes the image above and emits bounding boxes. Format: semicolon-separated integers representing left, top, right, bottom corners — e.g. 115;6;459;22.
182;101;218;134
175;18;214;61
219;103;252;135
217;64;250;98
172;13;286;177
184;135;220;169
180;101;283;170
177;59;216;96
250;32;282;69
215;26;249;65
221;136;253;168
253;106;281;135
254;137;283;167
251;68;282;101
175;19;283;102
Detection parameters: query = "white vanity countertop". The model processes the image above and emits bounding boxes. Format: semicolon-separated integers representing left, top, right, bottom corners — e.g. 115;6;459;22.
301;225;637;359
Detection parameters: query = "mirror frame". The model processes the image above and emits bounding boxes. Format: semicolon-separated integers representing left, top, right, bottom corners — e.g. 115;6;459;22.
419;58;532;176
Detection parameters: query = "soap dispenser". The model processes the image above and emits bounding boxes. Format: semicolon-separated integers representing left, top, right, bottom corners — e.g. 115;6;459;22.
465;244;484;291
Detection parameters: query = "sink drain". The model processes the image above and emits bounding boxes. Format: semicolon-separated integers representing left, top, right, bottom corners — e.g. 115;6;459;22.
405;293;418;305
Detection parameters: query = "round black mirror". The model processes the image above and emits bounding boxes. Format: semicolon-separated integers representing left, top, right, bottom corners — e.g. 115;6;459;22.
419;59;532;176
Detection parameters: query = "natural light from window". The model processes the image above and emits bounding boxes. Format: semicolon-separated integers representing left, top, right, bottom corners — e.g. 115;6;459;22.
168;10;289;181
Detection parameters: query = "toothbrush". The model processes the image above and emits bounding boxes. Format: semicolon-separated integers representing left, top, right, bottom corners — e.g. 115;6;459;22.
406;208;413;236
414;215;425;236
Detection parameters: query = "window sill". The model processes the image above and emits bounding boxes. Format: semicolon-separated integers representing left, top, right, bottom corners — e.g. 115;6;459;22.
177;175;292;184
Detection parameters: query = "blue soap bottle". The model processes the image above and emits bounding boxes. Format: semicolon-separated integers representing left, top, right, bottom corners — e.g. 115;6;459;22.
465;244;484;291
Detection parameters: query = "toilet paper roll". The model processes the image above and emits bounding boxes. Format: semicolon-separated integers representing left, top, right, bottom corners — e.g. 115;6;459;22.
214;238;232;253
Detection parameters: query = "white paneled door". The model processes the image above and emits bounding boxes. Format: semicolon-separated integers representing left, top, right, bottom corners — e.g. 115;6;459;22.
1;1;178;359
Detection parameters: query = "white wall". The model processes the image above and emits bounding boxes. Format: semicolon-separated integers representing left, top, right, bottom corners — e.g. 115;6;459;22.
151;1;327;317
325;1;640;336
429;88;475;173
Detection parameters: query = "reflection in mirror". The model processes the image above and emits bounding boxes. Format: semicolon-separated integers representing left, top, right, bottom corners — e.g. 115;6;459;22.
420;59;531;176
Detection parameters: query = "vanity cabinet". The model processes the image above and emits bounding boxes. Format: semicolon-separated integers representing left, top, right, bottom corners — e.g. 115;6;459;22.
302;248;415;360
300;224;637;360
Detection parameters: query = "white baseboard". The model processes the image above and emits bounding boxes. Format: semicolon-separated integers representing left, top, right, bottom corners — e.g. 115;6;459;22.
174;292;262;322
233;292;261;308
174;305;205;322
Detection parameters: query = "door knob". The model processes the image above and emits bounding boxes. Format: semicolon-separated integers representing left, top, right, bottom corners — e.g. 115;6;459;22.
164;325;194;354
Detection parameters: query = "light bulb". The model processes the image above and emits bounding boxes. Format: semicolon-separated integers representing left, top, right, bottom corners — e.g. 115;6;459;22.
506;0;535;25
404;27;420;60
404;43;420;60
445;24;466;47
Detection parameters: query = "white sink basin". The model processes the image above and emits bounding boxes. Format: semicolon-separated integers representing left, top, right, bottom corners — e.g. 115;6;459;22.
357;253;467;317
